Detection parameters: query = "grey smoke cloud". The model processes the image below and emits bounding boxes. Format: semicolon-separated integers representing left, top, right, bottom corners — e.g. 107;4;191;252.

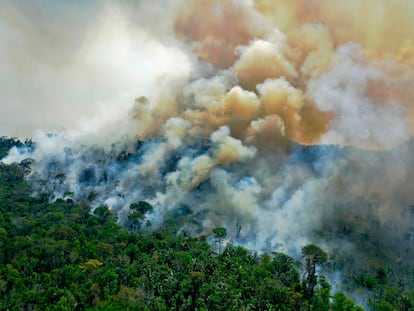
310;44;409;149
1;0;414;279
0;0;190;138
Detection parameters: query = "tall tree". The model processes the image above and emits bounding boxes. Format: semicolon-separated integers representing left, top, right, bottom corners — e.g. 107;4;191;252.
302;244;327;298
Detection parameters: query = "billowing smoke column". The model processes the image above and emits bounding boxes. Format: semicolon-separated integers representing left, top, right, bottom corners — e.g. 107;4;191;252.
1;0;414;262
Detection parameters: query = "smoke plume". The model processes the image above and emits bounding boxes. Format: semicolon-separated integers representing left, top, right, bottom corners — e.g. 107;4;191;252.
2;0;414;270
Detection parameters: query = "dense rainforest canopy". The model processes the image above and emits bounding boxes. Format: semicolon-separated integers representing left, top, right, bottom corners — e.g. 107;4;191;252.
0;137;413;310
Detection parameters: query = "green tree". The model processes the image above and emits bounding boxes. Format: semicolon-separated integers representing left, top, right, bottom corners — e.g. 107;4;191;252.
332;292;364;311
130;201;153;214
93;206;116;225
311;276;331;311
302;244;328;298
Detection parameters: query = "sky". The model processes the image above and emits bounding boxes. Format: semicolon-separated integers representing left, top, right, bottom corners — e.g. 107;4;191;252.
1;0;414;267
1;0;413;150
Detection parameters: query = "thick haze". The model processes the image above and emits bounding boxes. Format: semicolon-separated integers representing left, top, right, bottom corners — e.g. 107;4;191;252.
2;0;414;265
0;0;190;138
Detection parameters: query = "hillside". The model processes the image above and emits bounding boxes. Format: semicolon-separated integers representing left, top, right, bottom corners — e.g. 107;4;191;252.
0;140;365;310
1;1;414;310
1;137;414;310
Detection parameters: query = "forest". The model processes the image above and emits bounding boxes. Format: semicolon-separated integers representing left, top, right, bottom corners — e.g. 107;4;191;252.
2;0;414;310
1;137;413;310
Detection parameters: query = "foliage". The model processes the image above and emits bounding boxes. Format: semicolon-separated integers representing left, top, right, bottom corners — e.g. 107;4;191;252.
302;244;328;298
0;139;411;310
0;137;22;159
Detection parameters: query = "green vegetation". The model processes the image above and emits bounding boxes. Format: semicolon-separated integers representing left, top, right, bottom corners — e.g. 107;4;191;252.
301;244;328;299
0;139;412;310
0;137;32;159
0;160;357;310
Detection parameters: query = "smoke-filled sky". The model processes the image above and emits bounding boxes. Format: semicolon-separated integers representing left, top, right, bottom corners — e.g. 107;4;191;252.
2;0;414;263
0;0;190;138
2;0;414;148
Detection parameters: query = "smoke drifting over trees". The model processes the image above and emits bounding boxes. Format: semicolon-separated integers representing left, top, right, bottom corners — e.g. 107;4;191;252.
1;0;414;281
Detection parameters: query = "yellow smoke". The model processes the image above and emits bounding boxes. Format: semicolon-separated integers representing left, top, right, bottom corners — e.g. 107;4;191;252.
175;0;267;68
170;0;414;149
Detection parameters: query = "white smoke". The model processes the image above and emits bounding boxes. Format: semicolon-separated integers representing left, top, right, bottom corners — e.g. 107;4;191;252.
310;44;409;149
0;0;191;138
1;0;413;278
